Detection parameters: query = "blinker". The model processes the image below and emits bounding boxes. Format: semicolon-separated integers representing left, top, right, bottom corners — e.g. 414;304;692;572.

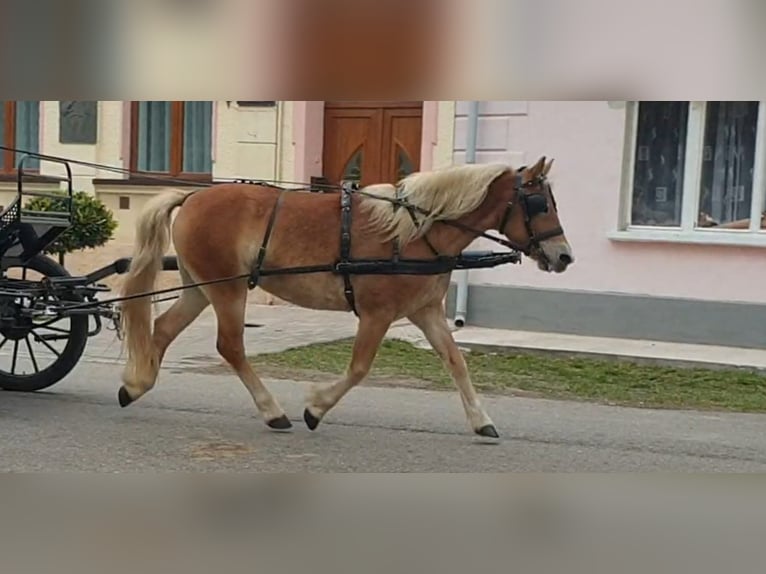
524;193;548;216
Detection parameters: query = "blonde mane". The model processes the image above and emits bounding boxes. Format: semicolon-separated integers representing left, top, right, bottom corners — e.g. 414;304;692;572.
359;163;510;243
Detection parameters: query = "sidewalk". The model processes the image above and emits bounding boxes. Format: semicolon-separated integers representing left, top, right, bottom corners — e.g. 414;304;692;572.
234;305;766;373
443;326;766;372
82;303;766;373
66;243;766;372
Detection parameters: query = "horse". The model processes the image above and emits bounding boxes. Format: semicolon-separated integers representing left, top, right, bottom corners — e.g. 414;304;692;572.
117;156;573;439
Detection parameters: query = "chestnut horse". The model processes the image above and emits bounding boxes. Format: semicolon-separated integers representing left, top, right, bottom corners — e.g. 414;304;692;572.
117;156;573;438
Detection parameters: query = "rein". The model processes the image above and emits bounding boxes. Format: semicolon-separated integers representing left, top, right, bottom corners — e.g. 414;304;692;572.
0;145;562;316
2;144;562;255
354;171;564;257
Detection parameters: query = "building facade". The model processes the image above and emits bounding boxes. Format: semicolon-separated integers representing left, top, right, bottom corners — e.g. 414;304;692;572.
0;101;455;240
445;101;766;349
1;100;763;347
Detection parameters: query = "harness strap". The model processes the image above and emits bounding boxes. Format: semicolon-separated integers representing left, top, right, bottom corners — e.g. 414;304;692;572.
248;190;285;289
339;185;358;316
391;185;402;262
515;176;564;254
531;225;565;243
420;224;440;256
403;203;441;256
392;237;400;262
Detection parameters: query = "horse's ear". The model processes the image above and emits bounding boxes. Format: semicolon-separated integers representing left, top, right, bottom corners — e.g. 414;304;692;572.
542;158;555;176
529;156;546;177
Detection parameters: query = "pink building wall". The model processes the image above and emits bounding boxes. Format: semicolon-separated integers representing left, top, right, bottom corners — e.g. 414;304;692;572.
453;101;766;305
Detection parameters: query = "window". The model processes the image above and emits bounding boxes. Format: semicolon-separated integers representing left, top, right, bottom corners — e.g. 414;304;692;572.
130;101;213;178
0;101;40;173
621;101;766;244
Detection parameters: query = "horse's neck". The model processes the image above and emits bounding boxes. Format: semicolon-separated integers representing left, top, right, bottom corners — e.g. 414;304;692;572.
424;197;501;256
425;216;496;256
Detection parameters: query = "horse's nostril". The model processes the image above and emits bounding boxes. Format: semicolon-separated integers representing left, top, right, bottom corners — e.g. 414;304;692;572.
559;253;573;265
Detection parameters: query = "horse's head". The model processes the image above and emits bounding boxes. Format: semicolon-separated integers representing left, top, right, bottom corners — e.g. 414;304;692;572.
496;156;573;273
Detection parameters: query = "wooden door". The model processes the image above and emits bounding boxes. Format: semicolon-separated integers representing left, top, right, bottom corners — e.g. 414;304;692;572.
322;101;422;187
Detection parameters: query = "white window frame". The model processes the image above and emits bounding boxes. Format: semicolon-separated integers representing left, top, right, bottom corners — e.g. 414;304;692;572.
610;101;766;247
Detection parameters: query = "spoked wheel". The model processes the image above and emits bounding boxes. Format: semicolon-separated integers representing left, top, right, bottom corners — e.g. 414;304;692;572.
0;255;89;392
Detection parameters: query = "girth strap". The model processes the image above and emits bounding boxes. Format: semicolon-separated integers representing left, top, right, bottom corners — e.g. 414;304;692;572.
249;190;285;289
339;185;358;316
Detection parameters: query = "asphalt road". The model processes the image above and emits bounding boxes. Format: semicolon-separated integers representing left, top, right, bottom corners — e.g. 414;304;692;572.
3;354;766;471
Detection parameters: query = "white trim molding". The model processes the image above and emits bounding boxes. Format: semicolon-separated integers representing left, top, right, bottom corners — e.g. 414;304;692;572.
615;101;766;248
608;228;766;248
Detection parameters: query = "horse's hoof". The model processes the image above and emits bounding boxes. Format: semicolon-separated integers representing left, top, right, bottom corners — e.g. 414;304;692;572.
266;414;293;431
118;386;134;408
303;408;321;431
476;424;499;439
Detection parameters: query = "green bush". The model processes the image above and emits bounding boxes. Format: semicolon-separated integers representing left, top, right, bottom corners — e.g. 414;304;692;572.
24;190;118;257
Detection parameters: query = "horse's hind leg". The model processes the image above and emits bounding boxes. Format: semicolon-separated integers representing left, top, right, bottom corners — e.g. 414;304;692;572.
408;302;498;438
304;313;391;430
204;281;291;431
152;272;210;365
120;266;209;405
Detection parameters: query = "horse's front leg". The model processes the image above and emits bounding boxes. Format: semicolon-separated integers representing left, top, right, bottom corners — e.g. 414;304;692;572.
303;313;392;430
408;302;498;438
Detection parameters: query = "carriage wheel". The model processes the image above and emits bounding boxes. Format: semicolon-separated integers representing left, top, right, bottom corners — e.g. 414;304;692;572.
0;255;89;393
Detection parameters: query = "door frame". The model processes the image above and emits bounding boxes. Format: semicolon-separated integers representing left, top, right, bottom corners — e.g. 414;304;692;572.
322;101;424;187
292;101;442;183
324;101;422;109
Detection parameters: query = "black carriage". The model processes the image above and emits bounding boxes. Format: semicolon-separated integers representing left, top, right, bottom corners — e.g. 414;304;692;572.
0;154;177;393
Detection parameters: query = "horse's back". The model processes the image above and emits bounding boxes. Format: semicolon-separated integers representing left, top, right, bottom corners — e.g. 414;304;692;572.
170;182;447;314
174;183;341;241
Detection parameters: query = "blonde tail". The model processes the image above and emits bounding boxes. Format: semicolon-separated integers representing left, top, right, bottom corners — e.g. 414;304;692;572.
119;189;192;405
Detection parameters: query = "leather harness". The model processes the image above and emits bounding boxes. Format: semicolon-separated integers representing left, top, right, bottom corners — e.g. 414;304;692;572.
247;170;563;316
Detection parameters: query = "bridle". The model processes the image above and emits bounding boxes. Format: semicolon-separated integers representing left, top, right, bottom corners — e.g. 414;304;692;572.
495;171;564;256
376;168;564;258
